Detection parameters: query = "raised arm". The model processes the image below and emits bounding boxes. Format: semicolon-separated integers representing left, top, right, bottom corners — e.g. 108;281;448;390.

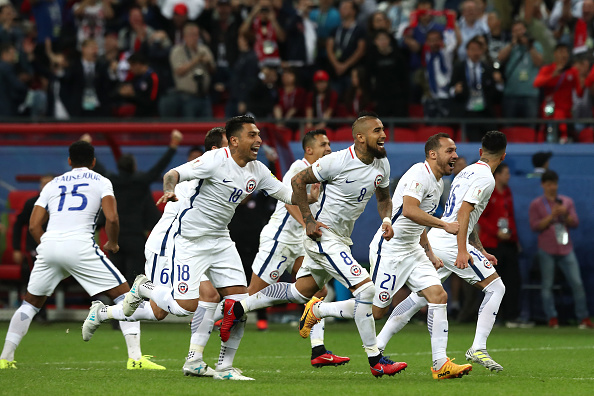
375;186;394;241
143;130;183;182
156;169;180;205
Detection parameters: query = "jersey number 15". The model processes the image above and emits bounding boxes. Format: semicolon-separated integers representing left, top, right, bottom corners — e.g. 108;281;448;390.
57;184;89;211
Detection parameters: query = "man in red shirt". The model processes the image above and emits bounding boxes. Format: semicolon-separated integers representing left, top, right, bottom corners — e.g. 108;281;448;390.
478;163;522;327
528;170;593;329
533;43;583;143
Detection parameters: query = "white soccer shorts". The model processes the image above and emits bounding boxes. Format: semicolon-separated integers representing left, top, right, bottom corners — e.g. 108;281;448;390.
252;236;304;285
28;235;124;297
172;234;246;299
296;236;369;290
431;241;497;285
370;244;441;308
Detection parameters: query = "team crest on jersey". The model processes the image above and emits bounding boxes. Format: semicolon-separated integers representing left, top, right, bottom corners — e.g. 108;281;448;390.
350;264;362;276
246;179;257;193
374;175;383;188
408;180;423;194
270;270;280;281
471;186;483;200
484;259;492;269
378;291;390;302
178;282;188;294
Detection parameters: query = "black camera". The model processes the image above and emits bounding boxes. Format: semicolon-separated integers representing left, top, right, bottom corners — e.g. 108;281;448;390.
193;69;206;97
523;33;534;48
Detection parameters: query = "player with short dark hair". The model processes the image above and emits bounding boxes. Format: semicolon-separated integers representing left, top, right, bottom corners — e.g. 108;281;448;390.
0;141;164;371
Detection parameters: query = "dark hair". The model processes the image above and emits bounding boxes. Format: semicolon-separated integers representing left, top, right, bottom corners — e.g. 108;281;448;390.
424;133;451;158
240;31;256;48
188;145;204;156
204;127;226;150
466;35;484;49
512;19;527;29
0;42;14;56
69;141;95;168
225;115;256;141
127;52;148;65
341;0;359;15
417;0;434;7
351;111;380;135
343;66;372;112
302;129;327;151
426;29;443;40
117;153;136;173
541;169;559;183
494;162;509;175
481;130;507;155
555;43;569;52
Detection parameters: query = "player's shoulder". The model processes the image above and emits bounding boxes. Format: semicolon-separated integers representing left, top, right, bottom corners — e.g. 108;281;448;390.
404;162;429;179
288;158;309;173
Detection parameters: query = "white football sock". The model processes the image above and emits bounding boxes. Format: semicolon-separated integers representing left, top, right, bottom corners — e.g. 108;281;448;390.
217;294;248;371
472;277;505;351
187;301;218;361
103;302;157;321
0;301;39;361
313;299;355;319
241;282;308;312
310;319;325;348
352;283;379;357
151;286;193;317
112;294;142;360
377;293;427;351
428;303;448;370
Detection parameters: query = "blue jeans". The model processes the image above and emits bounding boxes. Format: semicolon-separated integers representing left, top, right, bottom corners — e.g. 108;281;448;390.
158;91;212;119
538;249;589;320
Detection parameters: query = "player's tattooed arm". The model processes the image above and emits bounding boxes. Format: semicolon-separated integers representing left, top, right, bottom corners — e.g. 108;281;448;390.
156;169;180;205
420;229;443;269
291;167;328;239
375;186;392;219
468;228;485;253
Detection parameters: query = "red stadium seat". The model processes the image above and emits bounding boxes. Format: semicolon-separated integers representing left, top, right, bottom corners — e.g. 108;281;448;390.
393;128;417;142
501;126;537;143
333;126;354;141
7;190;38;211
408;104;424;119
578;127;594;143
415;126;456;142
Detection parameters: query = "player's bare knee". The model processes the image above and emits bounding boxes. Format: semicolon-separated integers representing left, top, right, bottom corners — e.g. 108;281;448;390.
199;281;220;303
372;305;387;320
314;285;328;299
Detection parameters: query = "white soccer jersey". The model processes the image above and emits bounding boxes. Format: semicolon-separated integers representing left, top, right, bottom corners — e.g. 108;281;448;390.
35;167;113;236
373;161;443;250
311;145;390;245
144;181;196;255
174;147;292;238
430;160;494;242
259;158;314;245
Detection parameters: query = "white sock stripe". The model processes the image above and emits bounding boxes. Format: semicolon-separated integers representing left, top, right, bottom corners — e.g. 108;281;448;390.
21;301;41;314
478;291;493;316
114;294;126;305
191;307;206;334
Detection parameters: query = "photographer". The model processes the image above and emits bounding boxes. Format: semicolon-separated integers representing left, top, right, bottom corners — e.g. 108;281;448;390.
534;43;583;143
498;20;544;119
159;23;215;119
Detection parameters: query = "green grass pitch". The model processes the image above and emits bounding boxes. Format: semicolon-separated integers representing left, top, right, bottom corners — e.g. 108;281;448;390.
1;320;593;396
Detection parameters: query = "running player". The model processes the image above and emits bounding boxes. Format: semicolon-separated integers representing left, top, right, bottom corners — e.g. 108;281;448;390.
221;112;408;378
377;131;508;372
370;133;472;380
83;115;305;381
0;141;164;370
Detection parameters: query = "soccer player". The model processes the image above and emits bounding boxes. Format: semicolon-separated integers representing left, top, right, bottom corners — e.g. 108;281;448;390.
83;116;304;381
369;133;471;380
221;112;408;378
0;141;164;370
376;131;508;374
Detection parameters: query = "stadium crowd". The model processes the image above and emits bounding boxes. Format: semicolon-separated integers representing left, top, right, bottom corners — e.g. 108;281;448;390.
1;0;594;142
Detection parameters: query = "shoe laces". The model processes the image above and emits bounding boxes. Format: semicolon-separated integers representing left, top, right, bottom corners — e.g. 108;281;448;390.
326;351;333;355
379;356;395;365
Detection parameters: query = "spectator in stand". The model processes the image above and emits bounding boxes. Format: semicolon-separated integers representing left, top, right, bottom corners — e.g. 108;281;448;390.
403;0;445;75
159;0;205;21
133;0;165;31
30;0;66;46
498;19;544;120
283;0;317;87
338;65;373;117
457;0;490;60
164;3;189;46
0;3;25;49
240;0;285;67
367;10;392;40
326;0;366;94
478;163;524;327
529;170;593;329
159;23;215;118
204;0;241;102
225;32;259;117
527;150;553;179
366;29;408;117
245;64;279;117
0;43;29;117
305;69;337;130
113;52;159;117
87;130;182;284
487;12;510;62
534;43;583;143
72;0;114;55
450;36;503;141
274;67;307;130
119;7;153;54
310;0;341;69
561;0;594;55
423;29;455;118
385;0;409;40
